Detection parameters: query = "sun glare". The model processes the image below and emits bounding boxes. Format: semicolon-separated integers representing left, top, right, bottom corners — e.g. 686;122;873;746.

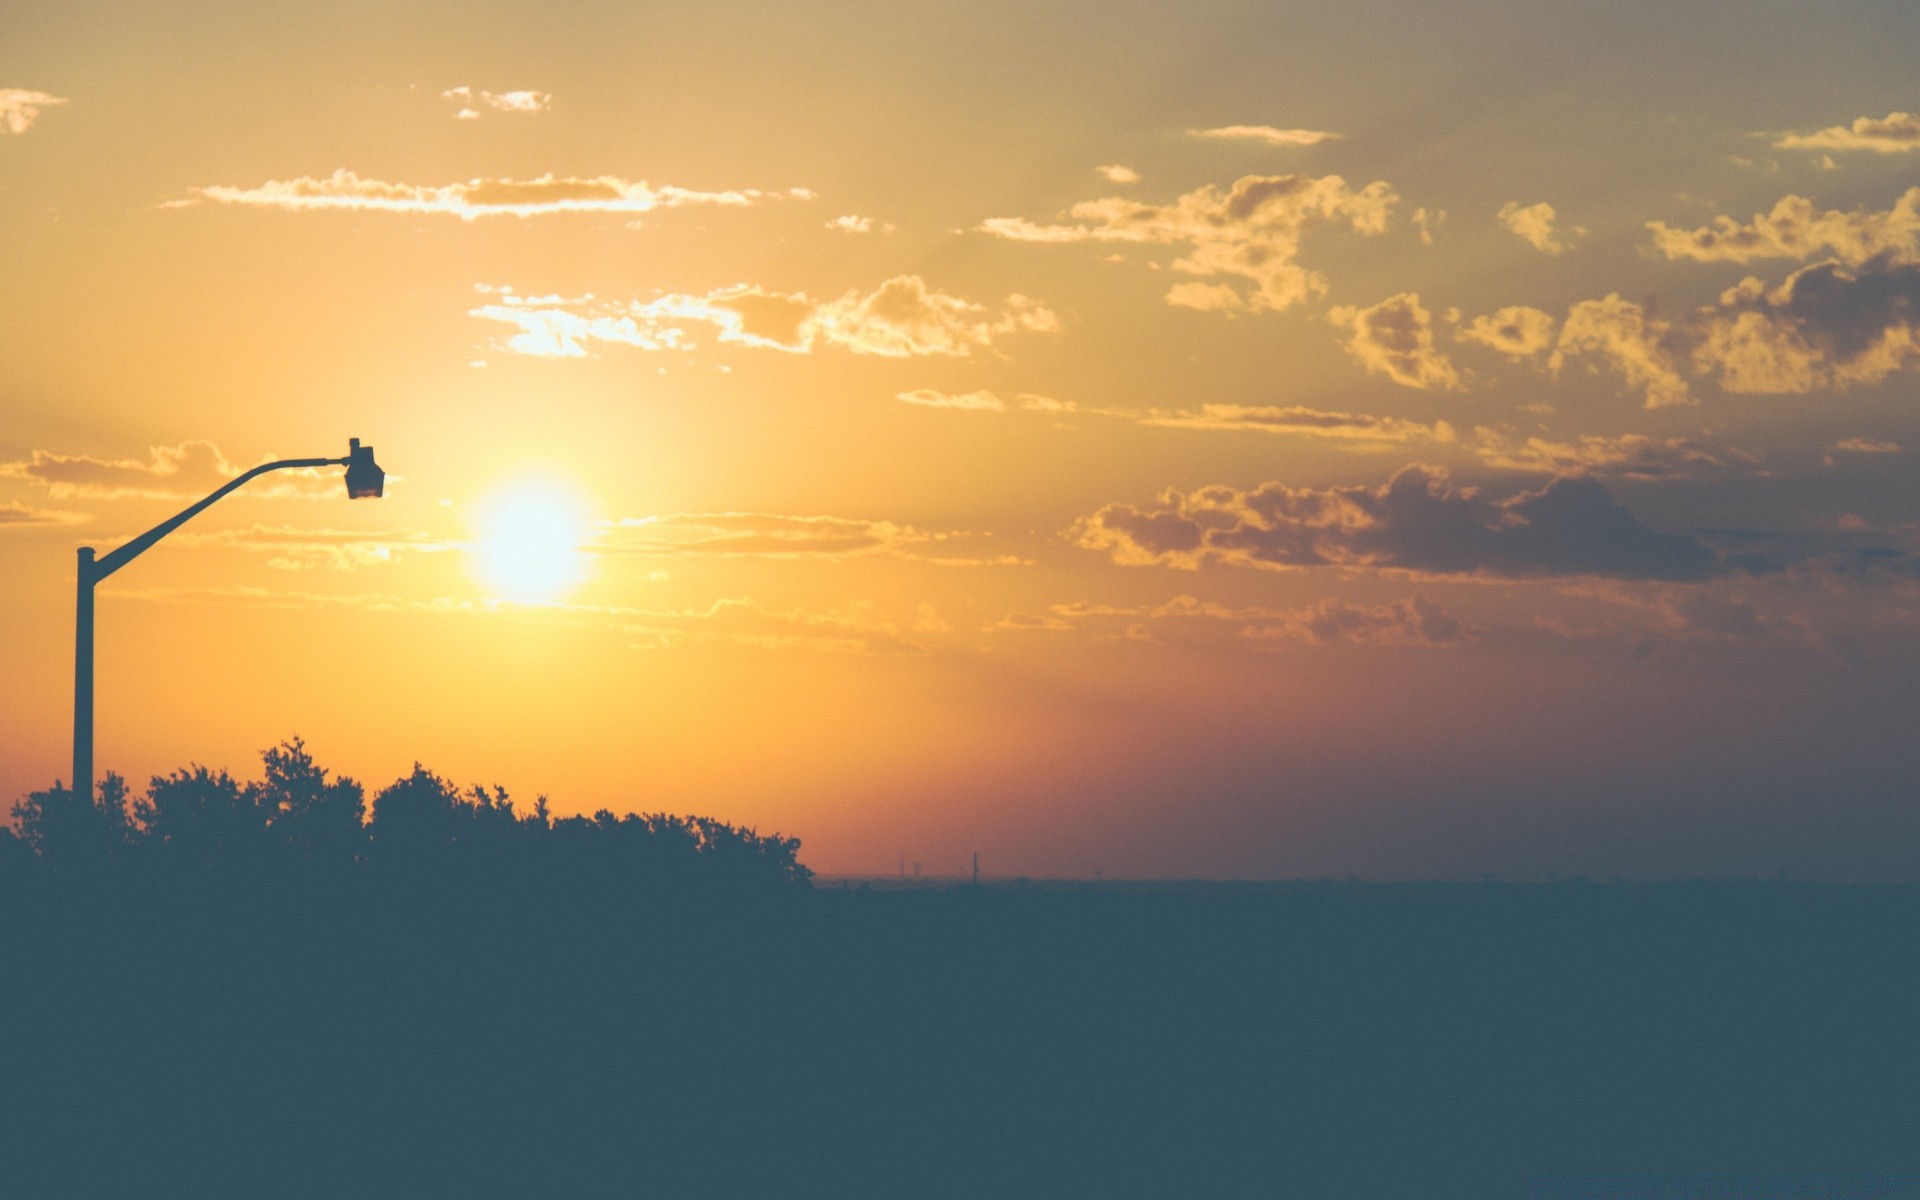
470;481;593;602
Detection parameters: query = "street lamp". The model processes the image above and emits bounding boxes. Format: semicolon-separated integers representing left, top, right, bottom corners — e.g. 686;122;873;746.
71;439;387;803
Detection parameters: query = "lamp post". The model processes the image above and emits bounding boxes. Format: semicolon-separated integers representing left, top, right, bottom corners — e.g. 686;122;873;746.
72;439;386;803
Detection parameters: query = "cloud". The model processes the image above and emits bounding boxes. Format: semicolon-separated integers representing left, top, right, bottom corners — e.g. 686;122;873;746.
1774;111;1920;155
472;277;1055;359
827;214;891;233
896;388;1007;412
1328;292;1463;390
1073;464;1721;582
1096;165;1141;184
617;598;943;654
0;89;66;135
1831;437;1901;455
0;500;87;527
171;525;455;570
1646;188;1920;266
442;86;551;119
1189;125;1341;147
598;512;1021;566
102;585;945;654
1690;258;1920;394
1139;403;1455;447
1472;429;1750;480
980;172;1396;312
1236;594;1464;645
0;441;334;500
1497;201;1574;254
170;169;803;220
1550;294;1694;408
1457;306;1557;359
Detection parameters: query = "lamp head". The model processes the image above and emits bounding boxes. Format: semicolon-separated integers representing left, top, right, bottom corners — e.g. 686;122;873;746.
344;438;385;499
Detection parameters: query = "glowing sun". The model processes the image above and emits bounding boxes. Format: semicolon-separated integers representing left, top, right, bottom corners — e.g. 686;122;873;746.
470;482;593;602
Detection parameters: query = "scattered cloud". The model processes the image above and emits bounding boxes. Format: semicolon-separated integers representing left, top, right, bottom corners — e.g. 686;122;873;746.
1189;125;1341;147
994;592;1466;648
1550;294;1694;408
1073;465;1721;582
1235;594;1464;645
826;214;891;233
598;512;1022;566
0;441;334;500
1096;165;1141;184
1328;292;1463;390
0;88;66;135
170;525;456;571
169;169;806;220
1411;207;1445;246
472;276;1057;359
442;86;551;119
1647;188;1920;266
1472;429;1751;480
1497;201;1576;254
1690;258;1920;394
980;173;1396;312
1457;306;1557;359
1773;111;1920;155
0;500;87;527
1139;404;1455;447
896;388;1007;412
1831;437;1901;455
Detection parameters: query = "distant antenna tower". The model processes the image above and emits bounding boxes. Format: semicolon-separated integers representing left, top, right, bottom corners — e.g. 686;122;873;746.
899;851;905;881
972;851;979;885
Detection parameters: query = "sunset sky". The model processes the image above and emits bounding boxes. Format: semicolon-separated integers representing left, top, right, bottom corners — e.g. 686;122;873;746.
5;0;1920;880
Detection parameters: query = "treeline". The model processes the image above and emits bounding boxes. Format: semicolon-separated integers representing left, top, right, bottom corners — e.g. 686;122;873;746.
1;738;811;892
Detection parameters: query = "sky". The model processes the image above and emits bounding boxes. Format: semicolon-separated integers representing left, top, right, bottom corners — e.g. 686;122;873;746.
4;0;1920;880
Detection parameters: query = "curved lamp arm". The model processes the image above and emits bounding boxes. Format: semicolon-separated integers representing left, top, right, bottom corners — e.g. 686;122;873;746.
87;456;342;583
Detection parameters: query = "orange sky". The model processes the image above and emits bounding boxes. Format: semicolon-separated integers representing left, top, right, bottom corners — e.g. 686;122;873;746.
6;0;1920;879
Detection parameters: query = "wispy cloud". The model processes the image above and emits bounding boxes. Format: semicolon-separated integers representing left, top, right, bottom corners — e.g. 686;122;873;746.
0;500;87;527
980;173;1395;313
1096;164;1140;184
442;86;551;119
169;169;808;220
0;88;65;135
1138;404;1455;447
1189;125;1341;148
472;277;1058;359
1472;429;1754;480
0;442;335;500
168;525;457;570
1773;111;1920;155
598;512;1024;566
896;389;1007;412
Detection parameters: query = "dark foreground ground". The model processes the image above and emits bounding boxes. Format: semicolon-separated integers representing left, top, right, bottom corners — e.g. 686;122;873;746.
3;874;1915;1198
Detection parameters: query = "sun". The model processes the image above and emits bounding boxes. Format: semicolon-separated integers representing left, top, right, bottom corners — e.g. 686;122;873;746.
469;481;593;602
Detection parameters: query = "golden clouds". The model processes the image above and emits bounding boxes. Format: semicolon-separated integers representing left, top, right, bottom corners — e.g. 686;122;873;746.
1550;295;1693;409
472;277;1057;359
1497;201;1576;255
981;173;1396;312
1140;404;1455;447
1328;293;1463;390
897;389;1007;411
1647;189;1920;266
171;169;800;220
0;88;65;135
1774;111;1920;155
441;87;551;119
1189;125;1342;148
1457;306;1557;359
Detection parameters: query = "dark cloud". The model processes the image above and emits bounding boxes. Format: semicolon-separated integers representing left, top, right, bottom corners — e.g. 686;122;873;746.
1075;465;1722;582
